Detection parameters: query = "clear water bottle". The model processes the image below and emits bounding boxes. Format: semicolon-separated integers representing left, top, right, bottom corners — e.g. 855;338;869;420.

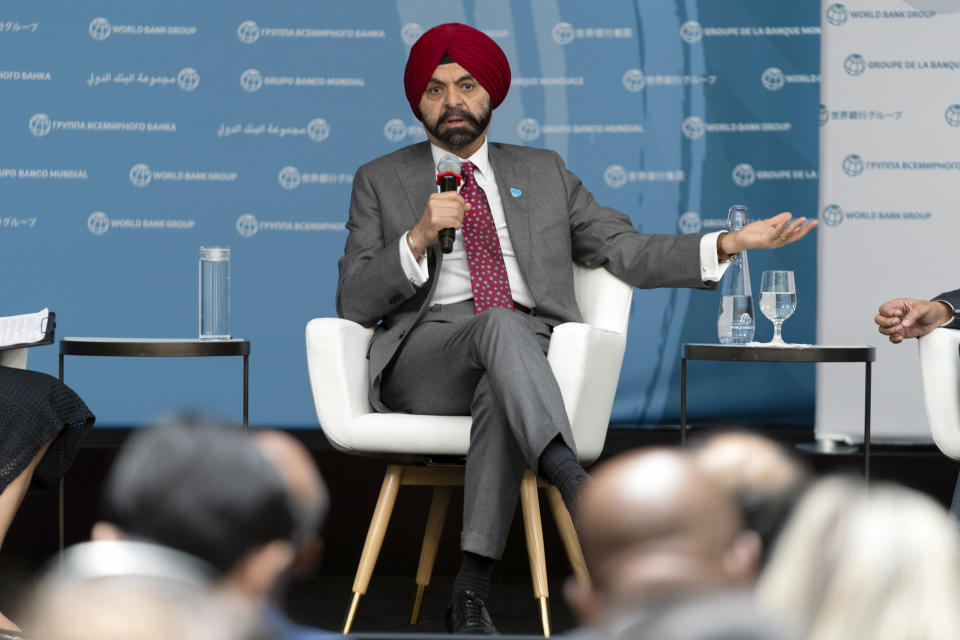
199;246;230;340
717;205;755;344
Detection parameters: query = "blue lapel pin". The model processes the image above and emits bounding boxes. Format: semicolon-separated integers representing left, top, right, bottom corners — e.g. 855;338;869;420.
510;187;522;198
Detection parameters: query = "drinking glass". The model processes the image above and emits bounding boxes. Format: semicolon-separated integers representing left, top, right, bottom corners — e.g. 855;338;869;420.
759;270;796;345
199;246;230;340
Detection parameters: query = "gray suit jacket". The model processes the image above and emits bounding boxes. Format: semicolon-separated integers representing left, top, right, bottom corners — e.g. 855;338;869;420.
337;140;713;410
936;289;960;329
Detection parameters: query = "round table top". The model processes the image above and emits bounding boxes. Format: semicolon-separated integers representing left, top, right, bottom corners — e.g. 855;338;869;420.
60;337;250;357
682;343;875;363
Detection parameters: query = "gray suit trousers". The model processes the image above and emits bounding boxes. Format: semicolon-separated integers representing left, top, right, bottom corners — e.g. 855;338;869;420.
381;302;577;559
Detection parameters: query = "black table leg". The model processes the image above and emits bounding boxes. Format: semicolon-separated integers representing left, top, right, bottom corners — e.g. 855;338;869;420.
865;361;872;483
681;357;687;448
243;354;249;429
58;353;64;554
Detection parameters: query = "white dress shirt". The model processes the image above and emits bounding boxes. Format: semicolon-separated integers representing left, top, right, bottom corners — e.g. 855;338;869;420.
399;139;728;307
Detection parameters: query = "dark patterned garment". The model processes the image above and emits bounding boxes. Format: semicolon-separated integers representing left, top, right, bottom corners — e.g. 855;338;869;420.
0;365;94;493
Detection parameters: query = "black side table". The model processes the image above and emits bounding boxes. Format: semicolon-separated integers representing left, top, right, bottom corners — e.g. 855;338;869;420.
681;343;876;478
58;337;250;550
59;338;250;424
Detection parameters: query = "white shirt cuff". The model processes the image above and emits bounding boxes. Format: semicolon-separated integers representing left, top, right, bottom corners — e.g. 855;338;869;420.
699;231;729;283
399;233;429;286
936;299;957;327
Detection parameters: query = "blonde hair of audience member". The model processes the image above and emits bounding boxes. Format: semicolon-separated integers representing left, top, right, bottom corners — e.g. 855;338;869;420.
23;541;252;640
27;577;248;640
566;448;761;624
757;476;960;640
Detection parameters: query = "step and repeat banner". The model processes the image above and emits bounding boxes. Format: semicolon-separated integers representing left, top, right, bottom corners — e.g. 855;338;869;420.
817;0;960;444
1;2;820;428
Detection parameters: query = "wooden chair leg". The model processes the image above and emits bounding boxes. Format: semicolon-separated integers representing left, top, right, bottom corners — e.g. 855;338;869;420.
544;485;590;587
343;465;403;634
520;470;551;637
410;486;452;625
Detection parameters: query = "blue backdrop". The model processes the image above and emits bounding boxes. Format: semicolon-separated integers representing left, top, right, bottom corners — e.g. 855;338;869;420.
1;1;820;428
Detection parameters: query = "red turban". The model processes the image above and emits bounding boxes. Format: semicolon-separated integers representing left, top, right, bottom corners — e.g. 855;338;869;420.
404;23;511;119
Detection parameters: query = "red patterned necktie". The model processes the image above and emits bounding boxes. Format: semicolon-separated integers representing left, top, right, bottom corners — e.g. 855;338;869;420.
459;161;514;314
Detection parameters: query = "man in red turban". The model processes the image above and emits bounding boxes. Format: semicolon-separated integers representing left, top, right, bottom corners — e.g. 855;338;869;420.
338;22;816;634
403;23;511;120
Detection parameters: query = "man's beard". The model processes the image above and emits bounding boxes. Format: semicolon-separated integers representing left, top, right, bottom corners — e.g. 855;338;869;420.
423;103;492;150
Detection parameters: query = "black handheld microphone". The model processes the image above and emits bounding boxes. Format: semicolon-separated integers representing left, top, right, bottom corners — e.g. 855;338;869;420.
436;156;463;254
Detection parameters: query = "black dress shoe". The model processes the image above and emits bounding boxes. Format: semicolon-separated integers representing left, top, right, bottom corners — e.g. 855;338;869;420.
445;590;498;634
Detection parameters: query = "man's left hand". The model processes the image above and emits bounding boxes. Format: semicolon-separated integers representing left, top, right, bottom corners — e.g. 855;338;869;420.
719;212;817;256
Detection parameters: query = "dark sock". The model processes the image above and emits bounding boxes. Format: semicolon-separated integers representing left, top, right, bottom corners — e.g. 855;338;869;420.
539;435;589;512
452;551;495;602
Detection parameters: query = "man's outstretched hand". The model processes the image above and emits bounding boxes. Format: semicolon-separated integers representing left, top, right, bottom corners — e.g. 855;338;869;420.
875;298;952;344
719;212;817;256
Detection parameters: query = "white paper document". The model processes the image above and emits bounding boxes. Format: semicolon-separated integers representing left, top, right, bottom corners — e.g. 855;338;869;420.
0;308;50;348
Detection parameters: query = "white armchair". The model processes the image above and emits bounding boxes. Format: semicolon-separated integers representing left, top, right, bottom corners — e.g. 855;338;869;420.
306;265;633;635
918;327;960;459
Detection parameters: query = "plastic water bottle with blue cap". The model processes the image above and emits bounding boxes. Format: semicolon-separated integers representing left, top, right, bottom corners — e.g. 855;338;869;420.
717;205;755;344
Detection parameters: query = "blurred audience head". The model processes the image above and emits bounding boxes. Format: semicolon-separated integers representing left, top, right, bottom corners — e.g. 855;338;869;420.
692;430;809;565
607;591;800;640
758;476;960;640
94;417;299;601
566;448;761;624
24;540;252;640
252;429;329;575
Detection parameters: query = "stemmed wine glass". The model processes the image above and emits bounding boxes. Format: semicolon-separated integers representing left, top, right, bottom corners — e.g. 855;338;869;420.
759;270;796;345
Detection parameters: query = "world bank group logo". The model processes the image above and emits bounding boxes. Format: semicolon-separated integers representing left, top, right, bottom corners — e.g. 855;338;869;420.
177;67;199;91
552;22;575;45
89;17;111;41
237;20;260;44
679;21;703;44
516;118;541;141
307;118;330;142
28;113;51;137
240;69;263;93
826;3;849;26
732;163;756;187
401;23;424;46
603;165;627;189
946;104;960;127
761;67;785;91
819;104;829;126
844;54;866;76
681;116;705;139
87;211;110;235
129;163;152;187
678;212;702;234
278;166;301;190
822;204;844;227
236;213;259;237
383;118;408;142
842;153;865;177
622;69;645;92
